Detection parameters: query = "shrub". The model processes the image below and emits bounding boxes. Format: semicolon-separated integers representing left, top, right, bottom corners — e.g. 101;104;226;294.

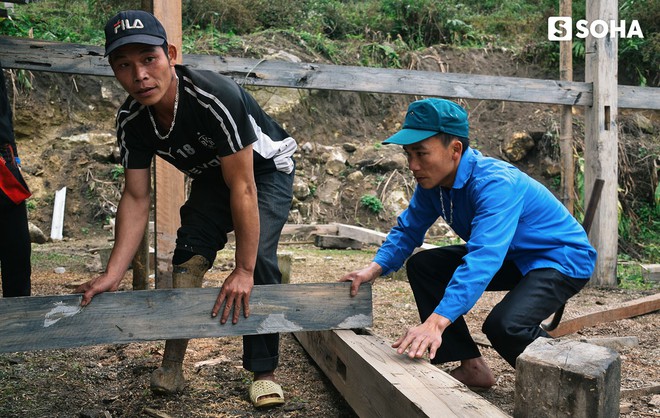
360;194;384;214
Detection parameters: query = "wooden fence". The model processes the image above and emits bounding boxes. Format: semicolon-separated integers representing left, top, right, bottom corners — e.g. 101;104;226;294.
1;34;659;288
1;36;657;109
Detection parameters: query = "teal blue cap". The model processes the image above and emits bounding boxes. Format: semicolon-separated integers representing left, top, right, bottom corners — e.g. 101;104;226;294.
383;98;469;145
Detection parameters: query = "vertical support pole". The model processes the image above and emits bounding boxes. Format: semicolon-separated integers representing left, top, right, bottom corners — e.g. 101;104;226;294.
147;0;185;289
584;0;618;286
559;0;574;214
132;225;150;290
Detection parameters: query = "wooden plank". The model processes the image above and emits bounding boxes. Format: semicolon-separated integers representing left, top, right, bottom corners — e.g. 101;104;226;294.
618;85;660;110
0;37;581;105
336;223;438;250
2;36;658;109
314;235;363;250
548;293;660;337
0;283;372;353
621;384;660;399
584;0;619;287
578;336;639;351
295;330;509;418
280;223;339;240
336;223;387;246
641;264;660;284
49;186;66;241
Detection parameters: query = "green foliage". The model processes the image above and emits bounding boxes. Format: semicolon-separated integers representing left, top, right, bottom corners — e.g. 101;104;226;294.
182;23;243;55
25;199;36;212
429;236;465;247
297;30;343;63
550;175;561;192
359;42;402;68
360;194;383;214
110;164;124;181
616;259;653;290
305;0;383;40
379;0;446;47
4;0;655;84
0;0;130;44
618;0;659;86
572;40;585;60
31;250;87;270
618;198;659;263
15;69;33;91
183;0;311;34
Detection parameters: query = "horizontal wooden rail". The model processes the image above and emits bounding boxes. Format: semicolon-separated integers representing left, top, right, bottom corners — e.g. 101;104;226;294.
548;292;660;337
0;282;372;353
1;36;656;109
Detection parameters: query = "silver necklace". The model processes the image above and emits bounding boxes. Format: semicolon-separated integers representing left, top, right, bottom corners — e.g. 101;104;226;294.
148;75;179;140
439;188;453;225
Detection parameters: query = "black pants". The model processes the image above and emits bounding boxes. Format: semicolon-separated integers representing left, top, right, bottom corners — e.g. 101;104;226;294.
406;245;588;368
175;169;294;373
0;200;31;297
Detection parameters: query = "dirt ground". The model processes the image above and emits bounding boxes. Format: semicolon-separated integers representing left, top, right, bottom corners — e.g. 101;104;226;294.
0;238;659;418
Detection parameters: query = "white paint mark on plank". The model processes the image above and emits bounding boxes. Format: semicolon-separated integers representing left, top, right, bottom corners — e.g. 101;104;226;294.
256;313;302;333
44;301;82;328
338;314;371;329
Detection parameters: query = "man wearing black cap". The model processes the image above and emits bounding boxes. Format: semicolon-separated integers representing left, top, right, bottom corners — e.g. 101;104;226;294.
341;98;596;389
75;10;296;408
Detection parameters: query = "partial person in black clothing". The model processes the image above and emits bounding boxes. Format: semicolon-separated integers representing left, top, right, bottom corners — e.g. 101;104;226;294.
0;61;32;297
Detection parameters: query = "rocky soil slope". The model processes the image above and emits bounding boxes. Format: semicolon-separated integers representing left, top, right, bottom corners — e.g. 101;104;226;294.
8;41;658;245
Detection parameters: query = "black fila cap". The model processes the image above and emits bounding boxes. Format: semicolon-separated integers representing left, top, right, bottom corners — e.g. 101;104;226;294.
104;10;167;57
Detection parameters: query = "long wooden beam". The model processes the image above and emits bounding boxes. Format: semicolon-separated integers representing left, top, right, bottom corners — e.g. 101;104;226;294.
295;330;509;418
0;283;372;353
548;293;660;337
1;36;657;109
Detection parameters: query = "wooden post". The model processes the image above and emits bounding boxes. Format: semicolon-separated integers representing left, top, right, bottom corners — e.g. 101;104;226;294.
145;0;186;289
559;0;574;214
515;338;620;418
131;0;154;294
132;225;150;290
584;0;618;286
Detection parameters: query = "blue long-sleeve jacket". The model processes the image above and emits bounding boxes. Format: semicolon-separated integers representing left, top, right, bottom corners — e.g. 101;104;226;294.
373;147;597;322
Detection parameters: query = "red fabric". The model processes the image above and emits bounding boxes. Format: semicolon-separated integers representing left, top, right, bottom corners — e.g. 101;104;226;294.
0;155;31;204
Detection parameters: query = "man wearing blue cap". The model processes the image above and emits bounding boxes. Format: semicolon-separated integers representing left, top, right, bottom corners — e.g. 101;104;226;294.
341;98;596;388
75;10;296;408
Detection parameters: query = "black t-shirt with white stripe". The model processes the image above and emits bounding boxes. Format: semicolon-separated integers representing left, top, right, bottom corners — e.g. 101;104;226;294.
116;65;296;180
